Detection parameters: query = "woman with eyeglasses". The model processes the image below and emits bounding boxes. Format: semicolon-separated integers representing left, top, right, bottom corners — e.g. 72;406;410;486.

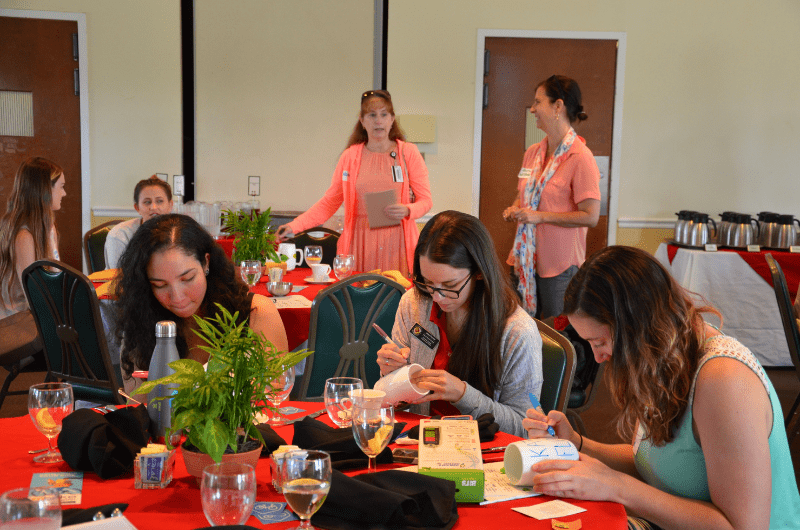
376;211;543;437
503;75;601;320
276;90;431;276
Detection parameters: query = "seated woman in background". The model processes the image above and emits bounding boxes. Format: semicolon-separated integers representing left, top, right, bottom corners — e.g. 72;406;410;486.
376;210;542;437
523;246;800;530
0;157;67;318
104;175;173;270
114;214;288;396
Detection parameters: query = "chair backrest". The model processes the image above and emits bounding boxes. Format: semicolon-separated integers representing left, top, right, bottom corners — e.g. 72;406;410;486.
291;227;340;267
294;273;406;401
83;219;122;274
535;319;577;414
765;254;800;375
21;259;124;405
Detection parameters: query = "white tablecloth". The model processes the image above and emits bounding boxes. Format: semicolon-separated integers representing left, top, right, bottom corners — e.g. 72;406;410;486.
655;243;791;367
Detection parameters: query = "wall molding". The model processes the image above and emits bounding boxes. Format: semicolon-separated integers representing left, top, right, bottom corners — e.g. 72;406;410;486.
617;217;675;229
93;207;136;218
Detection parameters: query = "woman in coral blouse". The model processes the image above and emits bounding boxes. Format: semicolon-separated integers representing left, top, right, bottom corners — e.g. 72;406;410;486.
277;90;432;276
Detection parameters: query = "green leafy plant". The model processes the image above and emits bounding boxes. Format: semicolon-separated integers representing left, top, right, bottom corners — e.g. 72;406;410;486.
222;207;286;264
134;304;311;463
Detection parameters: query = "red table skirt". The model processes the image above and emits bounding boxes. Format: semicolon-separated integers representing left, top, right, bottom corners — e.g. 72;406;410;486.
0;405;627;529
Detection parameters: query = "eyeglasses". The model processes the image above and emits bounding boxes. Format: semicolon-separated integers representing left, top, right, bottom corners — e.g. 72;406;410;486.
548;75;566;102
413;273;473;300
361;90;391;102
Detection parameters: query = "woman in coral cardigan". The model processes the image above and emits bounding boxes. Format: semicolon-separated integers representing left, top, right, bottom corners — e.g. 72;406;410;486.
277;90;432;276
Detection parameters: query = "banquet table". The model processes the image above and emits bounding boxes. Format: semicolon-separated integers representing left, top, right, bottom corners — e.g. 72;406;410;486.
0;403;627;529
655;242;800;366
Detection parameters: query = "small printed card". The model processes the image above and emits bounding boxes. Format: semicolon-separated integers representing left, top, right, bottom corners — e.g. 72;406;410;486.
252;502;299;524
30;472;83;505
513;499;586;520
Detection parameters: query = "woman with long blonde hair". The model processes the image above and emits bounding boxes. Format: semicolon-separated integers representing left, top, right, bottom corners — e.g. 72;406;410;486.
0;157;66;318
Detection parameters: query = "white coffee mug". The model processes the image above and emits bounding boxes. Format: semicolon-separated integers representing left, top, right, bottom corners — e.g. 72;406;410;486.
503;438;579;486
278;243;303;271
310;263;331;282
373;363;427;405
348;389;387;407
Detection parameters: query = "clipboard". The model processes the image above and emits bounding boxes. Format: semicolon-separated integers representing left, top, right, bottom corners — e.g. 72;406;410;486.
364;189;401;228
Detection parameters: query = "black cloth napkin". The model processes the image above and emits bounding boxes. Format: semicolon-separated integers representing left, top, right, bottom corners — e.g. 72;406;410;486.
292;417;406;470
255;423;288;456
61;503;128;526
311;469;458;530
58;405;150;479
405;413;499;443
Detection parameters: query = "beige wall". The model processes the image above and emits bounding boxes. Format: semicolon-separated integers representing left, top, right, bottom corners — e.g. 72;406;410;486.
4;0;799;236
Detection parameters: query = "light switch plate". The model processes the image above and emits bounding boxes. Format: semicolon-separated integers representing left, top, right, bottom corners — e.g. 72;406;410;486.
155;173;168;181
173;175;185;196
248;176;260;196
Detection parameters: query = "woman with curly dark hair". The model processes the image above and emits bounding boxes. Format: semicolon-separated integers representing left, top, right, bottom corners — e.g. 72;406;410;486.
114;214;287;395
523;246;800;530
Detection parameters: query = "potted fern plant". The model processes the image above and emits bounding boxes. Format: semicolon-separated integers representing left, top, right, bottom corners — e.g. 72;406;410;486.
135;304;310;479
222;207;285;265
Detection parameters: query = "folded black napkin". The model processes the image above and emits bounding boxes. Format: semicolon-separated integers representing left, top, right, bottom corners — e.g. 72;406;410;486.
406;413;499;443
58;405;150;479
311;469;458;530
62;503;128;526
292;417;406;470
255;423;288;456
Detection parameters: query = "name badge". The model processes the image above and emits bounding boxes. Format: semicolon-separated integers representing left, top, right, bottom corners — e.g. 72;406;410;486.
410;323;439;350
342;170;349;181
392;165;404;183
518;168;532;179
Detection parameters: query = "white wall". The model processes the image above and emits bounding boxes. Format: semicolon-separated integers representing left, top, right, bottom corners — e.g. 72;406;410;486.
388;0;800;221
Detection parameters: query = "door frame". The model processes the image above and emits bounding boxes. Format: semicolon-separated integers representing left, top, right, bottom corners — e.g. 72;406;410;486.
472;29;626;244
0;8;91;253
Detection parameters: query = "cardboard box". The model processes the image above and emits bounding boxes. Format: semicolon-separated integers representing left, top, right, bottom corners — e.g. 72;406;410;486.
417;418;484;502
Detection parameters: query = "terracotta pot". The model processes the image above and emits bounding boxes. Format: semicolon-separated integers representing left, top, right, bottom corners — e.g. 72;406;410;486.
181;442;262;485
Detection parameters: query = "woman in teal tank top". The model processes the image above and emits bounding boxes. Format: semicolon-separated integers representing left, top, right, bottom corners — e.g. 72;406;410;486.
522;246;800;530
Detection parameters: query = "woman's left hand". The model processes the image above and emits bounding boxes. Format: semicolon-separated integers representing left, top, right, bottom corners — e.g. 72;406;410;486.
384;203;410;220
532;453;622;502
410;369;467;403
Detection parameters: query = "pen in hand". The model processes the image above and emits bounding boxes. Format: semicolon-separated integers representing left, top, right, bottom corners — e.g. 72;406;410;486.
528;392;557;437
372;323;409;364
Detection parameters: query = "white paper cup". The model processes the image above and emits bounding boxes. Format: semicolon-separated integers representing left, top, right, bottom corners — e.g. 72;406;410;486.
503;438;579;486
373;363;427;405
348;388;386;407
310;263;331;282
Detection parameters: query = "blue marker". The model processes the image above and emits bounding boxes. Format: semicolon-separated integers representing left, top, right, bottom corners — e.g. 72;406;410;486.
528;392;557;437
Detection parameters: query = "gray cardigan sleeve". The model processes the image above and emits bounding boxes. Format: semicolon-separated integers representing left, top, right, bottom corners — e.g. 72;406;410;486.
453;307;543;438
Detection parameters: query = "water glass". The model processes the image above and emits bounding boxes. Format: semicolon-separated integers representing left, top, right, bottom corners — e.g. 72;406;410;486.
351;402;395;473
332;254;355;281
281;450;332;530
324;377;363;428
240;260;262;287
28;383;73;464
268;365;296;426
304;246;323;267
201;462;256;526
0;487;61;529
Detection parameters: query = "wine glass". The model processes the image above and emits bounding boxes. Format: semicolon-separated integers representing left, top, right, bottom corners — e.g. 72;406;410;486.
240;260;262;287
268;365;296;425
332;254;355;281
28;383;74;463
0;487;61;529
351;402;394;473
281;450;332;530
304;246;323;267
201;462;256;526
324;377;362;428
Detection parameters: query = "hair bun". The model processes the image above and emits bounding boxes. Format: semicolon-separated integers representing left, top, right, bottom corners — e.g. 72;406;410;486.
577;111;588;122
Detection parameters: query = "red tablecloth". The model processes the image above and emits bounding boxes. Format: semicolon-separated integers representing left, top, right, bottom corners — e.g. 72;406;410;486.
666;244;800;299
0;405;627;529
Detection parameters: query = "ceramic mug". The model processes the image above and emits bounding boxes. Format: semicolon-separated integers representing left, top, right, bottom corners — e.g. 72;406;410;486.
373;363;427;405
348;389;387;408
503;439;579;486
277;243;303;271
310;263;331;282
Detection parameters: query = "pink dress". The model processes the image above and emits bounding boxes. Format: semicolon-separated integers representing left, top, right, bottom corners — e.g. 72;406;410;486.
352;150;408;275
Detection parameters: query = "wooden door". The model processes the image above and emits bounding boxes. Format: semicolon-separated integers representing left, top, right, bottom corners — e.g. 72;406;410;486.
479;37;617;264
0;17;83;270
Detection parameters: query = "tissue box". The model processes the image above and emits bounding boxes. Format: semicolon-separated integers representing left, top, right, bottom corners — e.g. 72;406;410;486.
134;444;176;489
417;419;484;502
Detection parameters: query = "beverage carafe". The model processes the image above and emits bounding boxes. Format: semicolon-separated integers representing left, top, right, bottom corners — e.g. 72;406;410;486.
775;215;800;249
687;213;716;247
148;320;180;442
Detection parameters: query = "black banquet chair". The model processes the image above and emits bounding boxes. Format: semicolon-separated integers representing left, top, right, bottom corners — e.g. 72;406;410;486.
21;259;125;406
83;219;122;274
291;227;340;268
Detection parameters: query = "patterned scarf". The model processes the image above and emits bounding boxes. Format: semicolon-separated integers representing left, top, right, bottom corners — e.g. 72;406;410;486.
512;127;577;315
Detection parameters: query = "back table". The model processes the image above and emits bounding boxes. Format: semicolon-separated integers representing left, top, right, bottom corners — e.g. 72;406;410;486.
0;402;627;529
